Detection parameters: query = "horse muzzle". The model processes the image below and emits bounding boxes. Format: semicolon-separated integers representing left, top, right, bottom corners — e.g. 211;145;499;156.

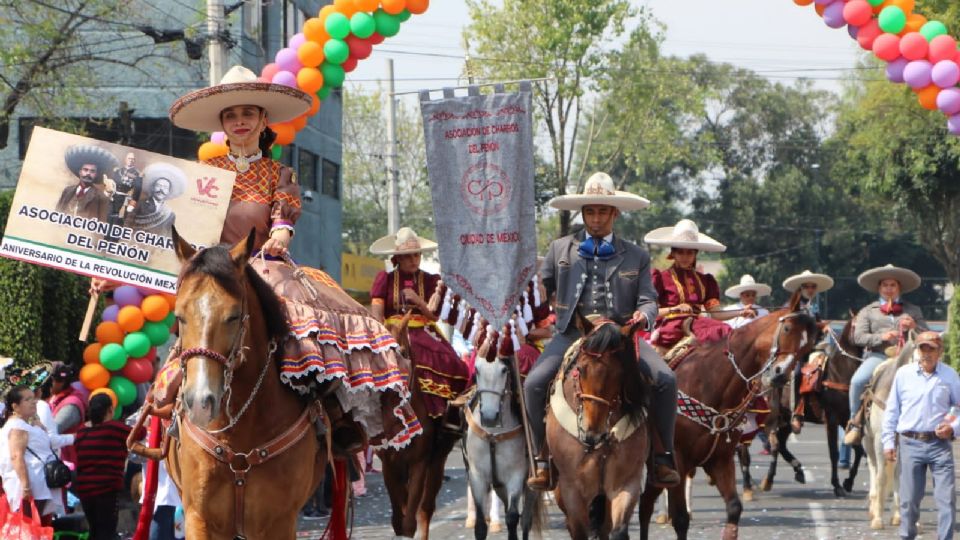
183;387;220;428
763;354;796;388
480;410;502;428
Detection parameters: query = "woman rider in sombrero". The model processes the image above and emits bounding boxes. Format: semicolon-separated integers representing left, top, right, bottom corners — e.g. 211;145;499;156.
168;65;420;450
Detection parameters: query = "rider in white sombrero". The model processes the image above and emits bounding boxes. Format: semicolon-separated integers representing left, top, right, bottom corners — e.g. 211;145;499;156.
845;264;928;444
782;270;834;319
369;227;439;257
725;275;771;330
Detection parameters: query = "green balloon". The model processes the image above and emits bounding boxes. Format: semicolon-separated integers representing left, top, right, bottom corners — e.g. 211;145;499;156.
921;21;949;42
398;9;412;23
374;10;401;38
867;0;884;5
123;331;152;358
320;63;345;88
325;12;351;40
324;39;350;65
113;406;123;420
318;86;332;100
142;321;171;347
350;12;376;39
271;145;283;160
878;6;906;34
108;375;137;407
100;343;128;371
163;311;176;329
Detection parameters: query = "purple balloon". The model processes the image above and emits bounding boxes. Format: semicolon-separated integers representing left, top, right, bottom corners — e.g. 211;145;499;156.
948;114;960;136
847;24;860;40
903;60;933;89
102;304;120;323
823;2;846;29
289;33;306;50
271;70;298;88
814;0;834;5
932;60;960;89
113;285;143;308
937;88;960;115
274;47;302;74
886;58;909;83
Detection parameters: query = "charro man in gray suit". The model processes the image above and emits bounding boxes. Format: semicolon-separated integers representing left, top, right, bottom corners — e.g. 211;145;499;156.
524;172;681;490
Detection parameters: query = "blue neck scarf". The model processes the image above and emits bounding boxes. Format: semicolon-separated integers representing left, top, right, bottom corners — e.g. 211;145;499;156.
578;236;616;261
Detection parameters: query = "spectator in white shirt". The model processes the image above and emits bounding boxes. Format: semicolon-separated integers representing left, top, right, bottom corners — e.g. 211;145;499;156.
723;274;770;329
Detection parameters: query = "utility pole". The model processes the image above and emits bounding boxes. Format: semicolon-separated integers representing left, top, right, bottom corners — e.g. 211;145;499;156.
386;59;400;234
207;0;227;85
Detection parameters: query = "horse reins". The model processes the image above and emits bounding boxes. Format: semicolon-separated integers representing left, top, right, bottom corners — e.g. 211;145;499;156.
463;359;523;491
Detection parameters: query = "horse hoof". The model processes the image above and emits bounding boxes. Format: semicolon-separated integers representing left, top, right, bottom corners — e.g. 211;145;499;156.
655;513;670;525
743;489;754;502
489;521;503;533
870;518;883;530
842;478;855;493
759;477;772;492
465;516;475;529
891;515;901;526
794;470;806;484
833;486;846;498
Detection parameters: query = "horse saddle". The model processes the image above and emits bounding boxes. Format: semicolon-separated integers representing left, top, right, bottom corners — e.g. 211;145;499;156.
798;353;827;395
664;335;698;370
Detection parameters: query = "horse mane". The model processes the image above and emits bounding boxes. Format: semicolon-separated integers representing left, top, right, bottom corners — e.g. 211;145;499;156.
180;246;289;343
581;323;648;421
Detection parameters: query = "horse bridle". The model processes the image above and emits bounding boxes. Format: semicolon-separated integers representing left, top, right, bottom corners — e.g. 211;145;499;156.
473;359;514;428
572;322;625;450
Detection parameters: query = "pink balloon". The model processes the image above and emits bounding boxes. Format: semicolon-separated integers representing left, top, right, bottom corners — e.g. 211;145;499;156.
261;63;280;81
937;88;960;115
823;2;846;29
289;33;306;50
903;60;933;89
932;61;960;89
274;47;302;74
843;0;872;27
872;33;902;62
886;58;909;83
948;114;960;136
930;35;959;64
271;70;298;88
899;32;929;61
813;0;833;5
210;131;226;144
857;20;882;51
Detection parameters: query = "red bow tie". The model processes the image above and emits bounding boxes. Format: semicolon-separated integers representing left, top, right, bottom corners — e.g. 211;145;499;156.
880;302;903;316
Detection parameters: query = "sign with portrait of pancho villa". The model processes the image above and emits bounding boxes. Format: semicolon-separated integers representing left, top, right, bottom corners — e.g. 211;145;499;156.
0;127;236;293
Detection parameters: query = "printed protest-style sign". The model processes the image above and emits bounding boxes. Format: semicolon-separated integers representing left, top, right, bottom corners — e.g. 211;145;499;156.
421;84;537;328
0;127;235;293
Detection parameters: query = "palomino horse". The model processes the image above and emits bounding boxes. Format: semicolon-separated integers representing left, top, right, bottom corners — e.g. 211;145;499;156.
464;355;543;540
379;312;461;539
547;317;649;540
639;295;819;540
168;231;326;539
760;315;866;497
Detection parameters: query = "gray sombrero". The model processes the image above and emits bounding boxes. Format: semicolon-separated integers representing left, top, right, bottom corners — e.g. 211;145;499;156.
64;145;119;178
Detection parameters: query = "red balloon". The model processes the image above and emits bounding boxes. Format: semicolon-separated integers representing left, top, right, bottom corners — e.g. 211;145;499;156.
261;63;280;81
900;32;929;61
121;358;154;384
843;0;873;27
872;33;902;62
857;20;883;51
346;35;374;60
369;32;385;45
342;57;359;72
929;35;958;64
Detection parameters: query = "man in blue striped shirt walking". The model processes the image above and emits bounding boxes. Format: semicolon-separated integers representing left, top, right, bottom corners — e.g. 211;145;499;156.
882;331;960;540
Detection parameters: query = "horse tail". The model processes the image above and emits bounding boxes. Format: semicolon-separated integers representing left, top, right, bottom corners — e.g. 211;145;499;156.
525;487;546;537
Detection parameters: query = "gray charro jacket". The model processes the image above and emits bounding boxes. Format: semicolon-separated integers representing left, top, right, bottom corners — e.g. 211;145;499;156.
853;300;928;352
541;230;659;335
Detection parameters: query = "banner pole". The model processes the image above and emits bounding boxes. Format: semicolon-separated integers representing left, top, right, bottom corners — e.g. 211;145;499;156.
509;350;537;476
79;289;99;341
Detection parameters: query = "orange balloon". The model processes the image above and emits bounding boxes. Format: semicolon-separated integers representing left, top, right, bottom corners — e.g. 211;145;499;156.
872;0;893;14
291;114;309;131
815;2;826;16
298;41;325;68
83;342;102;365
80;363;111;390
90;387;118;408
917;85;940;111
381;0;406;15
889;0;914;16
297;67;325;94
334;0;357;16
406;0;429;14
308;94;321;116
271;123;296;146
95;321;125;345
903;13;927;34
162;293;177;312
117;305;145;333
353;0;379;11
794;0;814;5
318;4;337;20
303;18;329;43
198;142;229;162
141;295;171;322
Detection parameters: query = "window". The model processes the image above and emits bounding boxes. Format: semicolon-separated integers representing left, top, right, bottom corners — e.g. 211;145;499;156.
298;148;318;192
322;158;340;199
244;0;262;45
17;118;197;160
283;1;307;44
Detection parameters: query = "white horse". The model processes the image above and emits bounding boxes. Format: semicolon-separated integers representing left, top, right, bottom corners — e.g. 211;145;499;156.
463;356;542;540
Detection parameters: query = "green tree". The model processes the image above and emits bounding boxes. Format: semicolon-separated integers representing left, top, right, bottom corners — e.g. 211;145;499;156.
464;0;634;236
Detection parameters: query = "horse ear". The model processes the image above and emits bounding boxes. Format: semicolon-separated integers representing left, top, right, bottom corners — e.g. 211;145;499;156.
788;289;802;312
574;311;594;335
229;228;256;268
171;226;196;262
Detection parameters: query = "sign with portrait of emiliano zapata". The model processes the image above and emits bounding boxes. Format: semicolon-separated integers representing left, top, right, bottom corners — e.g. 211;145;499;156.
421;83;536;328
0;127;236;293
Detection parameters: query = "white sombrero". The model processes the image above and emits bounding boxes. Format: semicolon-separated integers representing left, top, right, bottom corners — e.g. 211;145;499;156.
169;65;312;133
548;172;650;212
857;264;921;294
782;270;834;293
643;219;726;253
725;274;772;299
142;163;187;200
370;227;438;256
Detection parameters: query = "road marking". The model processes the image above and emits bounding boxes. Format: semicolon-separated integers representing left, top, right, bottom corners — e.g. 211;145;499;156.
808;502;830;540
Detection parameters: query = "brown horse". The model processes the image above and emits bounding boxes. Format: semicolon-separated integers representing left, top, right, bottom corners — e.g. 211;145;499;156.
168;231;326;539
760;315;866;497
546;317;650;540
378;312;461;540
639;295;820;540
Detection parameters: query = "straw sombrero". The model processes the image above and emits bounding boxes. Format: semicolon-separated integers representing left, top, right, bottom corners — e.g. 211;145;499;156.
548;172;650;212
64;145;118;178
782;270;834;293
370;227;438;256
857;264;921;294
169;65;312;133
725;274;772;299
142;163;187;200
643;219;726;253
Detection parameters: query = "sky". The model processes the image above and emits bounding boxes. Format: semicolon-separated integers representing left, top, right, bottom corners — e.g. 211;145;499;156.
349;0;870;104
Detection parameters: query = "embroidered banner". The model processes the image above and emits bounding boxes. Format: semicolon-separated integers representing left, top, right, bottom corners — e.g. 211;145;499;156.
0;127;236;292
420;84;537;329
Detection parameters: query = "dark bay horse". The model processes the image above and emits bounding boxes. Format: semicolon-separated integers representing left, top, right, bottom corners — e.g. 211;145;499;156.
761;315;866;497
379;311;461;540
546;317;650;540
639;295;819;540
168;231;326;539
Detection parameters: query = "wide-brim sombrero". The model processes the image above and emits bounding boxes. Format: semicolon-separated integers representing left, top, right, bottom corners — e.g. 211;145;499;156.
64;145;119;178
370;227;438;256
857;264;921;294
644;219;726;253
142;163;187;200
725;275;772;299
548;172;650;212
782;270;834;293
169;66;312;133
